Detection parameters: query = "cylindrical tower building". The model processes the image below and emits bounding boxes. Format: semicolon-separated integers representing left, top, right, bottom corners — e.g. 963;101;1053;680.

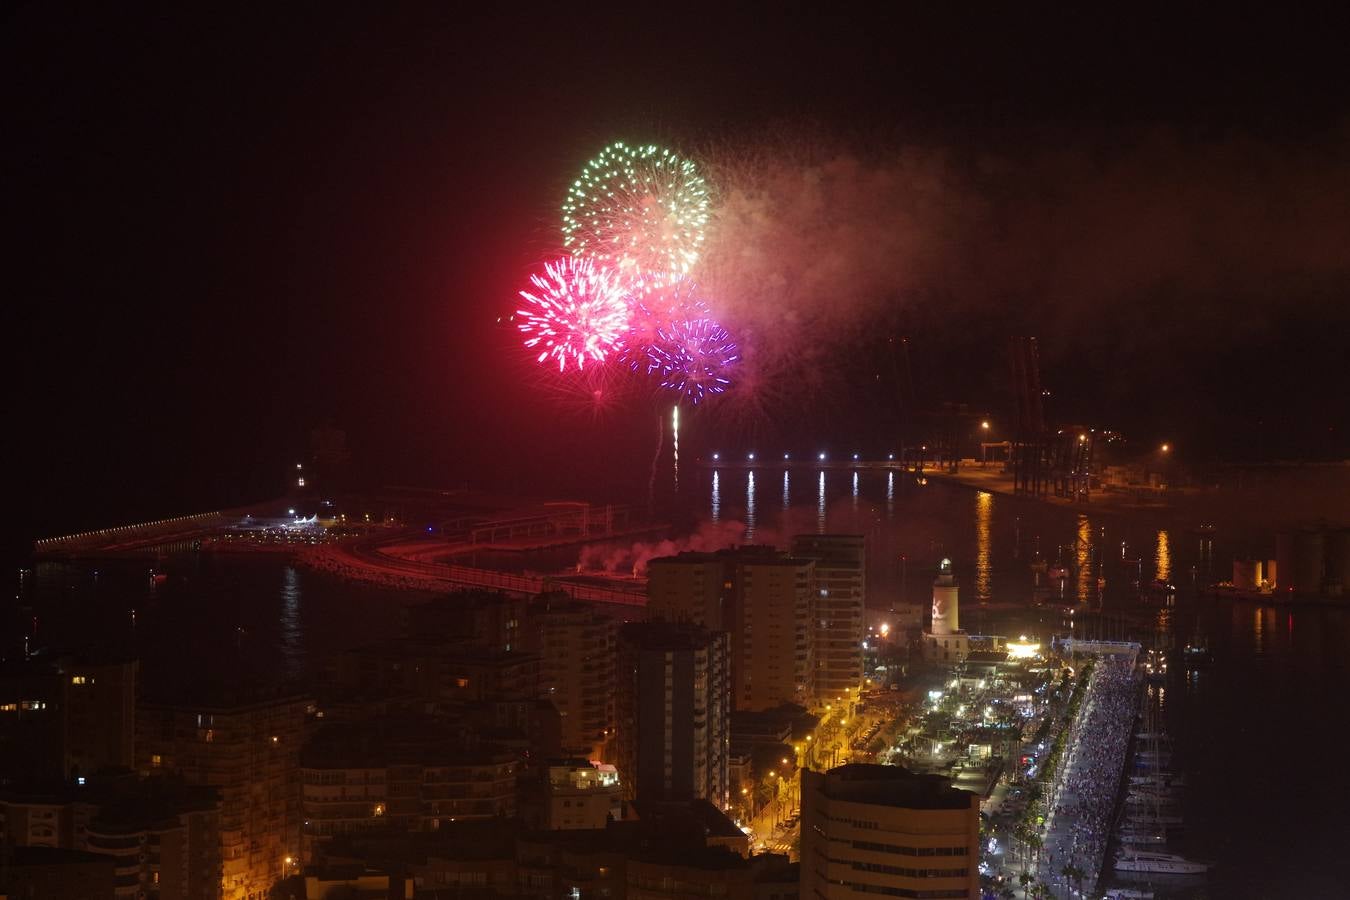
931;558;959;635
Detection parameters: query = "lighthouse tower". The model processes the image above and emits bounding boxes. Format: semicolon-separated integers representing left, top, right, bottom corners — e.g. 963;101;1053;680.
930;557;959;635
923;558;970;663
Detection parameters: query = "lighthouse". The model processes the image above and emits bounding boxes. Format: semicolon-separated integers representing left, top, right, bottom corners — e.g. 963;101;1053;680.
931;557;959;635
923;557;970;663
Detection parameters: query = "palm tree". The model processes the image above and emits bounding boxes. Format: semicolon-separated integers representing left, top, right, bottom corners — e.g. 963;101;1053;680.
1060;862;1086;898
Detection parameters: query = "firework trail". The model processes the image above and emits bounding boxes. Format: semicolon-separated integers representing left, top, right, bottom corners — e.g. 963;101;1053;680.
516;256;629;372
646;411;664;515
562;142;710;282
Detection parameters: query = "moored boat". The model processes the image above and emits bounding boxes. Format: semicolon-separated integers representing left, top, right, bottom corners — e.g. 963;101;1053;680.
1114;850;1209;874
1118;830;1167;846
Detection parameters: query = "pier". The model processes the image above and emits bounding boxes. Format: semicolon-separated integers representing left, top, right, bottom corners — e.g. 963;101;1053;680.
303;538;648;608
1035;650;1141;898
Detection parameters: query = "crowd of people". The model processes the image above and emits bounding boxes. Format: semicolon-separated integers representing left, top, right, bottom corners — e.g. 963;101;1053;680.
1039;656;1141;893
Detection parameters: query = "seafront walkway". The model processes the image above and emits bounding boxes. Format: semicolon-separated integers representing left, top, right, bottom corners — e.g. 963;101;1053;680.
1037;656;1140;898
300;539;648;607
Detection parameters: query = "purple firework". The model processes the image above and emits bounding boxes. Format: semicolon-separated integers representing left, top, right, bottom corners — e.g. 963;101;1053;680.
648;318;740;403
616;277;711;373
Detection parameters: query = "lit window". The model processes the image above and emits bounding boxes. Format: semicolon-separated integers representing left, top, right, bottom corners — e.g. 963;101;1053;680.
71;675;93;685
455;678;469;688
0;703;16;713
151;754;162;767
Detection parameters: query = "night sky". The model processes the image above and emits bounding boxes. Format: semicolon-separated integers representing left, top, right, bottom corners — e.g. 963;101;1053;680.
9;7;1350;553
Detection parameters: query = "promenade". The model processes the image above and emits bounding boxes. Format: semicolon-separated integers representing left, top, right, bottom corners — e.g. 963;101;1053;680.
299;539;647;607
1036;656;1141;897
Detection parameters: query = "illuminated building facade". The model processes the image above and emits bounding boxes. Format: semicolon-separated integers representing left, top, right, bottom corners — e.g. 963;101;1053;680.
800;764;979;900
524;595;616;759
647;547;816;711
615;622;729;806
923;559;971;663
792;534;866;701
137;692;309;900
0;655;138;782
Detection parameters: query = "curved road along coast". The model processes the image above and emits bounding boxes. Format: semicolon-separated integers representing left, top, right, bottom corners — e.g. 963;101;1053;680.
300;537;648;608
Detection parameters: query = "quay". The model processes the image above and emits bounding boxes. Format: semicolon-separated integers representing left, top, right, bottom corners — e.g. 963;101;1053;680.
1035;646;1142;898
301;538;647;608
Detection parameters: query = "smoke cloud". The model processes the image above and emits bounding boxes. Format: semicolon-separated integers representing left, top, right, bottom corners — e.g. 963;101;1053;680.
576;506;830;576
698;128;1350;403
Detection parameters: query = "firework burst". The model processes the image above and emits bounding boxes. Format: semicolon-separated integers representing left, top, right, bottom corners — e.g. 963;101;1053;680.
562;142;710;281
647;318;740;404
616;277;711;372
517;256;629;372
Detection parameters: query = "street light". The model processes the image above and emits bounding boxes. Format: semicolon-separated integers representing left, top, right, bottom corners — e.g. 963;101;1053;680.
1161;443;1171;453
981;421;990;431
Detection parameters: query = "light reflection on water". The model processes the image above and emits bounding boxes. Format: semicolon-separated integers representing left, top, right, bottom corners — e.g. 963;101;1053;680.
710;470;720;524
1155;528;1171;582
745;471;756;541
280;565;302;678
817;471;826;534
1075;515;1093;603
974;491;992;602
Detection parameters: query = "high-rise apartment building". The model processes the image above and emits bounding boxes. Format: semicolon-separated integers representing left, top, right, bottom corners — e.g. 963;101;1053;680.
615;622;729;806
737;553;814;711
647;548;815;711
792;534;865;702
523;594;616;759
647;555;728;628
0;774;221;900
85;790;222;900
0;654;138;782
800;764;979;900
137;691;310;900
300;719;519;860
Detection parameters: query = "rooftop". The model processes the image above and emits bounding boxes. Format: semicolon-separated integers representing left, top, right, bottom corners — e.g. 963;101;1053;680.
814;764;976;811
618;620;721;651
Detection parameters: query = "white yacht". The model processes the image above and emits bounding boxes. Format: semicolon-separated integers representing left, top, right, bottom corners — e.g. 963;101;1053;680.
1103;890;1154;899
1118;831;1167;846
1126;812;1184;826
1114;851;1210;874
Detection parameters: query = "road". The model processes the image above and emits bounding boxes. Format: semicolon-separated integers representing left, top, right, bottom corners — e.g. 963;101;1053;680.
338;536;648;606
